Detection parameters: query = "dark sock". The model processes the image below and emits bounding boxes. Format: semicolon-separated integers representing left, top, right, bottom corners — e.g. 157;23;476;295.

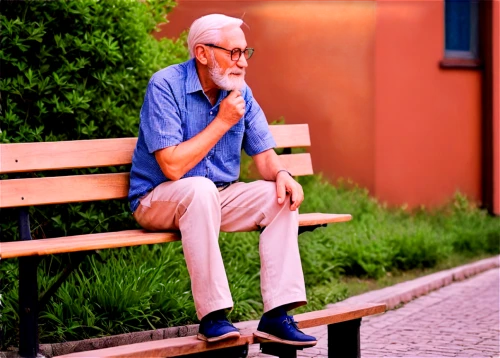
263;305;287;319
201;309;226;322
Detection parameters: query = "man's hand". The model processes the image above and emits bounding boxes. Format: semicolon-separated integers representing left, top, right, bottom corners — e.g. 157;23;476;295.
276;171;304;211
217;90;245;127
252;149;304;210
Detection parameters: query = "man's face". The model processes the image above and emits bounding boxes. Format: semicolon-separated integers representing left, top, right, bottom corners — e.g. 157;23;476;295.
208;27;248;91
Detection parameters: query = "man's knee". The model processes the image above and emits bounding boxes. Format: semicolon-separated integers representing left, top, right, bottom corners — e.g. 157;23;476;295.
183;177;219;204
253;181;298;230
257;180;279;198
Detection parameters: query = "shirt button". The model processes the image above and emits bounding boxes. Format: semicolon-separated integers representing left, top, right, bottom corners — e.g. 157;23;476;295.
210;111;213;115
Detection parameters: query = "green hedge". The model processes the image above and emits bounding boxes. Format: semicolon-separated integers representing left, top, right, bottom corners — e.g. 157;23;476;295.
0;0;188;348
0;0;188;250
1;0;187;143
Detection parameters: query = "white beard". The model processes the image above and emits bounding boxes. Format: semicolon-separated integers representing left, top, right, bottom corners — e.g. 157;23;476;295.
209;51;246;91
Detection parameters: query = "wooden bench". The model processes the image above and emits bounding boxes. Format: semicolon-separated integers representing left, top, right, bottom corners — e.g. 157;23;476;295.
0;124;385;358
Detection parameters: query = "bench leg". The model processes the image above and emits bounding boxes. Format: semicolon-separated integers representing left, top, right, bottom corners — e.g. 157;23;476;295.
18;208;39;358
260;343;300;358
176;344;248;357
328;318;361;358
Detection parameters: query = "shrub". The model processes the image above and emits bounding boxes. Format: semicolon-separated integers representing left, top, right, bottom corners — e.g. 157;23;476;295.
0;0;188;237
1;0;187;143
0;2;191;235
0;0;188;348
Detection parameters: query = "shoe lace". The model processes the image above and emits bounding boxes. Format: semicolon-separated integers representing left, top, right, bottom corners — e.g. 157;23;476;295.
282;315;300;330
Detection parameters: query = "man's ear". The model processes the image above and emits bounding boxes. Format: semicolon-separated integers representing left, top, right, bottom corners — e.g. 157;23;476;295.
194;44;209;65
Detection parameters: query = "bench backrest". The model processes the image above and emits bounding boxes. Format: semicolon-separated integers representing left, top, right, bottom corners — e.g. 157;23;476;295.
0;124;313;208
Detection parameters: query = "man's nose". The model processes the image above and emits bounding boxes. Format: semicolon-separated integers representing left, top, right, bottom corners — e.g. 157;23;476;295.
237;55;248;68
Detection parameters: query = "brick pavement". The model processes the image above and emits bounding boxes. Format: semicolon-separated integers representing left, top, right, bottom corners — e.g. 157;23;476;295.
249;268;499;358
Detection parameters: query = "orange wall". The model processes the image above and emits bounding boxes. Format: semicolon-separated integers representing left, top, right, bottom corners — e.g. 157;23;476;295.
159;1;377;192
374;0;482;208
494;0;500;215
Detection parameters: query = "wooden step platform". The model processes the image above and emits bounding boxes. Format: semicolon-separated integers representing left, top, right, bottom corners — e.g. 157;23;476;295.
0;213;352;259
55;302;385;358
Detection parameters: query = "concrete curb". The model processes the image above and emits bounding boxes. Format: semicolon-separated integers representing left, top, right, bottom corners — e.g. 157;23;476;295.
37;325;199;357
328;255;500;311
4;255;498;357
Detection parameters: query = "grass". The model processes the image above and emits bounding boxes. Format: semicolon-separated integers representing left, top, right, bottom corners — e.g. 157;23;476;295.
339;252;495;298
1;174;499;349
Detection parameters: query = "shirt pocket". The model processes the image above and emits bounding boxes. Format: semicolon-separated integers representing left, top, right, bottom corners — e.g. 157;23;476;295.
180;110;201;141
220;120;245;167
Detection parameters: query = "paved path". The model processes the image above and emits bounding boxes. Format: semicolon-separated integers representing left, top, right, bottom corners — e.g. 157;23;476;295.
249;268;499;357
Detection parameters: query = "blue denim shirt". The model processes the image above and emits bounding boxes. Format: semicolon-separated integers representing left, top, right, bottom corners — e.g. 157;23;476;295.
128;59;276;212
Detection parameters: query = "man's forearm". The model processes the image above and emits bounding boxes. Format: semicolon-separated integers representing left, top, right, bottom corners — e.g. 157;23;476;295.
253;149;286;181
155;117;231;180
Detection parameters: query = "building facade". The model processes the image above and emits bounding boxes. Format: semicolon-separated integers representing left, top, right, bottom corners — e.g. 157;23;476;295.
157;0;500;215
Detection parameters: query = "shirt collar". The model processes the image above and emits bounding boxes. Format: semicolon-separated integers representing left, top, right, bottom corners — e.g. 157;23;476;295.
185;58;230;107
186;58;203;94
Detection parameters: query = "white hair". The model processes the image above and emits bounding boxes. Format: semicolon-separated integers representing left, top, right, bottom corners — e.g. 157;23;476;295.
187;14;243;58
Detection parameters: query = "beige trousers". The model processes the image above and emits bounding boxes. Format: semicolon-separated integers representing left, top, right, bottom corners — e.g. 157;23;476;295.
133;177;307;320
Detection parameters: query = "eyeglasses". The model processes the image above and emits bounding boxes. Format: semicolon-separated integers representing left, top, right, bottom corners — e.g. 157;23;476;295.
204;44;254;61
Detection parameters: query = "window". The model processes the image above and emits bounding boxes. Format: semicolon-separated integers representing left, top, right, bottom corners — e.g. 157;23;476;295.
444;0;479;62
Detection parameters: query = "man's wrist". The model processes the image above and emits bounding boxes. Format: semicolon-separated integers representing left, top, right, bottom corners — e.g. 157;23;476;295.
213;115;233;130
276;169;293;179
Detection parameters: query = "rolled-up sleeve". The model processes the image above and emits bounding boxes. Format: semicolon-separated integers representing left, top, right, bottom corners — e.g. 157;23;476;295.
242;87;276;156
140;77;183;153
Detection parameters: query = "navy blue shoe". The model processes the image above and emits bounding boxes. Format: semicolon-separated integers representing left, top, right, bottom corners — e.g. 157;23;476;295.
197;312;240;342
254;313;317;347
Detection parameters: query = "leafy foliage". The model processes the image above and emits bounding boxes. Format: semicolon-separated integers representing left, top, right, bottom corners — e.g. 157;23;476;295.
0;0;188;348
0;0;188;240
1;0;186;143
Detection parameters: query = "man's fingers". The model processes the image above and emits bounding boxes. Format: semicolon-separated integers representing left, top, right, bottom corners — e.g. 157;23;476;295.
236;96;245;106
289;186;304;211
290;189;299;210
277;181;286;205
229;90;241;98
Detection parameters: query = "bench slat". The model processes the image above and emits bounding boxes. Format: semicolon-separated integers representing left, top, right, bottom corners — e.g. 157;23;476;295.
0;230;180;259
298;213;352;226
0;125;310;174
295;304;386;329
277;153;313;176
0;138;137;174
54;302;385;358
0;154;312;208
269;124;310;149
0;213;352;259
0;173;130;208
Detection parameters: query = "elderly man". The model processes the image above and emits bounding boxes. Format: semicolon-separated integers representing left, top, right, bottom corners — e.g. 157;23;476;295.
128;14;316;346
